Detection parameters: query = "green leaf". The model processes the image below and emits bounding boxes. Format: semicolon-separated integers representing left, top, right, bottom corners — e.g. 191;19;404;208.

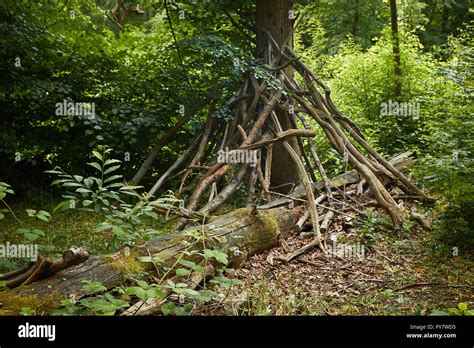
44;170;63;174
175;268;191;276
83;178;94;188
62;182;82;187
81;280;107;294
51;179;73;186
24;233;39;242
102;192;120;200
87;162;102;171
82;300;117;315
146;288;164;299
136;280;148;289
104;182;124;189
53;199;75;212
104;175;123;184
210;276;242;288
31;229;45;236
73;175;83;182
125;287;148;301
35;210;51;222
36;214;49;222
119;185;143;191
161;302;176;315
104;165;121;175
105;159;121;166
16;227;29;234
203;249;228;265
104;295;129;309
82;200;93;207
180;288;200;297
92;151;103;161
178;260;197;269
76;187;92;194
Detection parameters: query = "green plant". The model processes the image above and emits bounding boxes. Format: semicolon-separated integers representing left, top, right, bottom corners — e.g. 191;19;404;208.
0;182;49;243
52;280;130;316
448;302;474;316
96;194;182;246
47;147;183;248
19;307;36;316
15;227;45;242
0;182;17;221
47;146;141;213
124;280;164;302
0;280;6;291
25;209;51;222
430;302;474;316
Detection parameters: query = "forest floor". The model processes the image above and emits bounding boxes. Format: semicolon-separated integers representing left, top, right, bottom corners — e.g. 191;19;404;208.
1;200;473;316
205;207;474;316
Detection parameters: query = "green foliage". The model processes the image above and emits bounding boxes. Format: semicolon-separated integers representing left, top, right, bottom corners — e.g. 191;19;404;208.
301;22;473;250
52;280;130;316
47;147;183;247
203;248;228;266
81;280;108;295
0;0;252;189
47;145;141;213
95;193;182;246
296;0;389;53
431;302;474;316
0;181;50;244
124;280;165;302
19;307;36;316
25;209;51;222
15;227;45;242
0;182;14;203
448;302;474;316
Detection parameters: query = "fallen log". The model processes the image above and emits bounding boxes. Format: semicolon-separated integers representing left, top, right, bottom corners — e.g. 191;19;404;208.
0;205;302;315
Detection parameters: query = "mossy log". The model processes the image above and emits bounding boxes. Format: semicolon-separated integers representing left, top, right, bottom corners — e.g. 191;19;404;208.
0;206;302;314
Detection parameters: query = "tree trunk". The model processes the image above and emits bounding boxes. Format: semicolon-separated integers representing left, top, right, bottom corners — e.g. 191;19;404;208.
390;0;401;97
256;0;299;192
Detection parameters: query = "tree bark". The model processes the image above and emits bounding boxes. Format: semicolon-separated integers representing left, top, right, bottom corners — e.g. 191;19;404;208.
390;0;401;97
256;0;299;192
